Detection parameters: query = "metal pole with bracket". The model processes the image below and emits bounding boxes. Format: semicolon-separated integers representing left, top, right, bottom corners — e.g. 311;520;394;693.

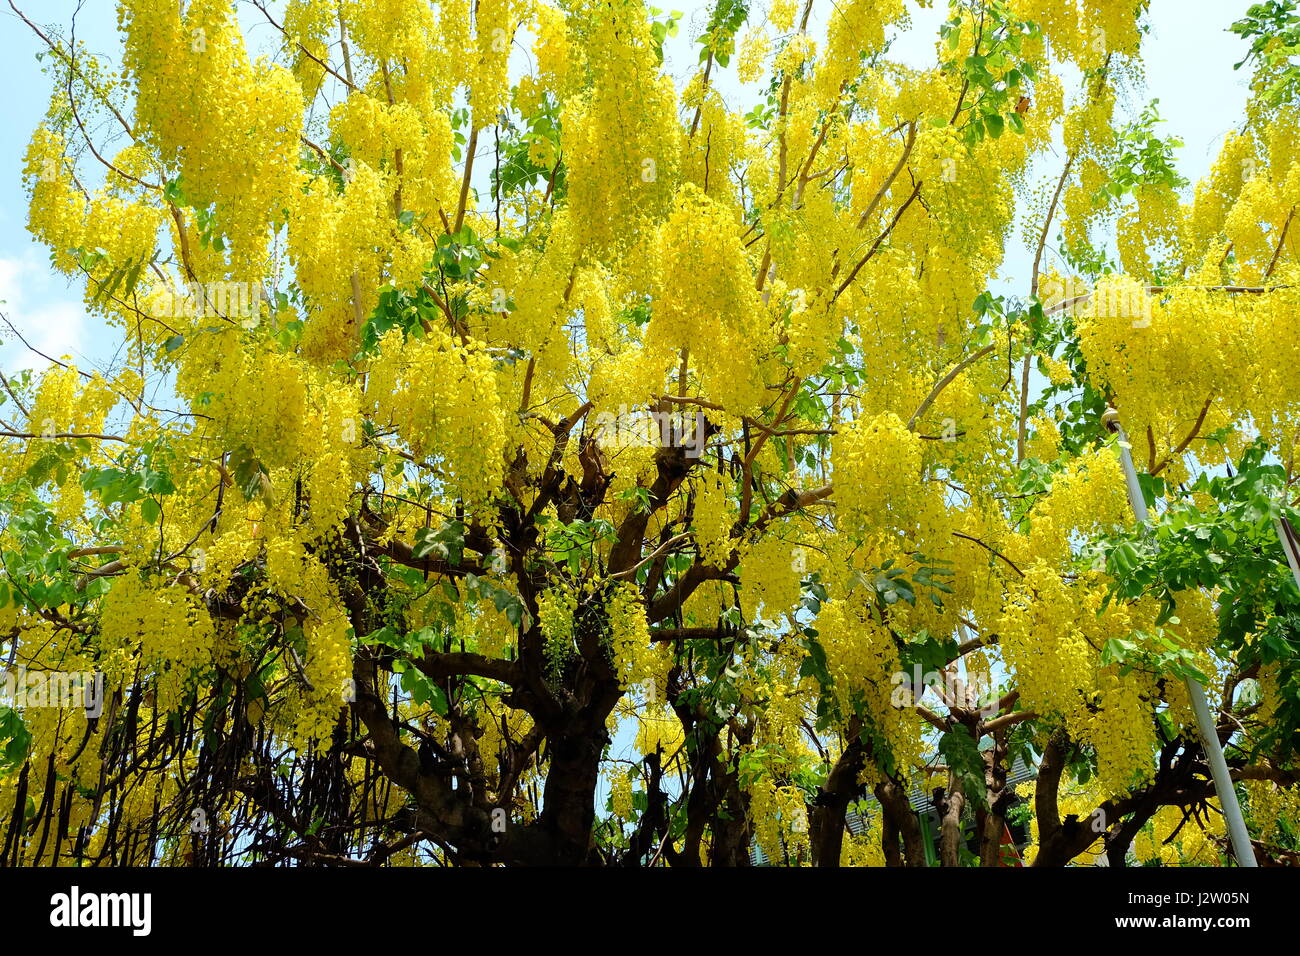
1102;406;1256;866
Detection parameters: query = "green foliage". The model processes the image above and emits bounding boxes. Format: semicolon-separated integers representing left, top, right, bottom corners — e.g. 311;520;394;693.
897;628;960;677
412;519;466;566
297;140;352;194
362;625;449;713
82;442;177;524
72;245;158;306
648;7;683;65
1231;1;1300;106
938;728;987;810
1088;442;1292;617
696;0;748;68
1091;100;1187;203
0;493;84;614
431;226;492;282
1082;441;1300;757
0;707;31;771
939;1;1039;145
1100;631;1210;685
227;445;272;503
542;516;616;575
360;282;445;352
845;556;955;615
1023;289;1113;458
492;97;564;200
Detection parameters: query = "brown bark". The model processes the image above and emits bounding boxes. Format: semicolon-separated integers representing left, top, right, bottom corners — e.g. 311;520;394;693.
875;777;927;866
978;730;1010;866
538;725;606;865
938;779;966;867
880;808;903;867
810;723;869;867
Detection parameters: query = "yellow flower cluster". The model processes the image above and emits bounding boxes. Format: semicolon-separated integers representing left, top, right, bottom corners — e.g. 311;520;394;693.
736;28;770;84
770;0;797;32
262;538;355;749
22;126;85;275
561;1;681;256
282;0;334;99
1116;183;1184;279
605;581;650;689
100;573;215;712
997;563;1097;723
479;230;576;388
470;0;530;124
538;582;580;666
646;184;771;413
1245;779;1300;845
293;602;354;748
1186;131;1253;252
179;335;310;468
816;0;904;100
999;565;1172;798
120;0;304;277
1075;277;1271;475
1082;669;1158;797
741;532;802;622
290;164;389;362
303;380;364;539
815;597;920;776
747;776;811;864
1132;801;1225;865
1021;447;1127;566
533;1;573;93
608;767;635;821
366;327;507;504
691;471;735;569
840;815;887;867
25;367;118;448
634;703;684;758
1011;0;1146;70
832;411;923;538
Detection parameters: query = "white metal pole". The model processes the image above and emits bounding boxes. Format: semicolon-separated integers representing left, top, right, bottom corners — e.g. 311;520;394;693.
1103;407;1257;866
1274;512;1300;590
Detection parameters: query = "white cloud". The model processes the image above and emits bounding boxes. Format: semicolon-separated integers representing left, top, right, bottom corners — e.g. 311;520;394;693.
0;253;88;373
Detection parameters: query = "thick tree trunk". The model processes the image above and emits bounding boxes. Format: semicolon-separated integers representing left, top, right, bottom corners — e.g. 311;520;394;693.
881;809;903;867
978;730;1010;866
938;778;966;866
1105;804;1157;866
1031;733;1109;867
875;778;927;866
710;797;754;866
711;726;755;866
811;731;868;867
539;728;604;864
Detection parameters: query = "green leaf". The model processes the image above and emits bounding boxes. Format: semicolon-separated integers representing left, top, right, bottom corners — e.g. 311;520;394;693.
229;446;272;502
141;498;161;525
412;520;465;565
1101;636;1136;667
0;707;31;770
400;668;449;715
938;729;987;810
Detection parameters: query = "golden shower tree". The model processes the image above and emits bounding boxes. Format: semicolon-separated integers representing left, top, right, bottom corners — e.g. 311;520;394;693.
2;0;1299;866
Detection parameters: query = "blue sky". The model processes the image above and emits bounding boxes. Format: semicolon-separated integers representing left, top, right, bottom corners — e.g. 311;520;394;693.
1;0;118;374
